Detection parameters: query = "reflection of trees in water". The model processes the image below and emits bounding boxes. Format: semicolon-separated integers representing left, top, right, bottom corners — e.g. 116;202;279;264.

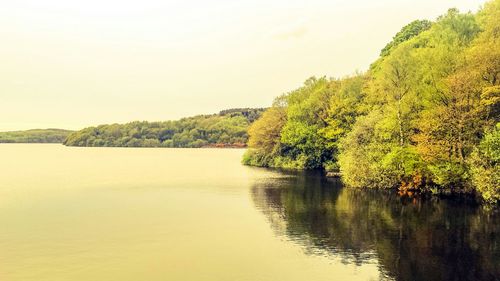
251;171;500;281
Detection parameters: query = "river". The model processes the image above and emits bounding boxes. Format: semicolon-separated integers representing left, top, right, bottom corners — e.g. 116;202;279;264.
0;144;498;281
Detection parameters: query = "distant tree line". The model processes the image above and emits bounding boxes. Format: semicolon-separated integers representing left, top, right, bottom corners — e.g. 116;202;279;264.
0;129;73;143
63;108;265;148
243;2;500;204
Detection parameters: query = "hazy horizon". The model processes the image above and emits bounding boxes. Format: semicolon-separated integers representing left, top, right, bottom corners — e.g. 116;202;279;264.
1;0;488;131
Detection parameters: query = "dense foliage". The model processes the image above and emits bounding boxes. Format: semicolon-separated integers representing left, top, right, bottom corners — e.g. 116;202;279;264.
0;129;73;143
64;108;265;148
244;1;500;204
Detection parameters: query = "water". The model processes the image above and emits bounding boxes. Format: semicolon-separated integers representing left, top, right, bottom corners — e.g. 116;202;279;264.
0;144;498;281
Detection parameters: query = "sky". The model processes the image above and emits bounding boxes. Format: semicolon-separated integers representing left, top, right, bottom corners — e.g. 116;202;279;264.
0;0;489;131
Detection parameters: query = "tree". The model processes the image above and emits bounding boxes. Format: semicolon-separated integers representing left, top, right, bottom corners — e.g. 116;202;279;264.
243;98;287;166
279;77;336;168
469;124;500;204
380;19;432;57
320;74;366;166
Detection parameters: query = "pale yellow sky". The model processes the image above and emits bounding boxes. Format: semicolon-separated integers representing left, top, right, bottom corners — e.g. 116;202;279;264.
0;0;488;131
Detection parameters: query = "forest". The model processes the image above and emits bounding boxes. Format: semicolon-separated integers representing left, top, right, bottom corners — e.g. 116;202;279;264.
243;1;500;204
63;108;264;148
0;129;73;143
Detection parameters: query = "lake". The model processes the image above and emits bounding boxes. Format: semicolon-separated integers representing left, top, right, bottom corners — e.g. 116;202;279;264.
0;144;498;281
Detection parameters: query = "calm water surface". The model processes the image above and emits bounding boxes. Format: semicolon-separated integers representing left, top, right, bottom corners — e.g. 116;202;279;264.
0;144;498;281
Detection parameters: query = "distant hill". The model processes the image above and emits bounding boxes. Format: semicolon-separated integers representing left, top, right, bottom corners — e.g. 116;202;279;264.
0;129;74;143
63;108;266;148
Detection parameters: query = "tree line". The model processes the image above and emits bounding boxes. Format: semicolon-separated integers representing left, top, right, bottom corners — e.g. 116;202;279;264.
0;129;73;143
63;108;265;148
243;1;500;204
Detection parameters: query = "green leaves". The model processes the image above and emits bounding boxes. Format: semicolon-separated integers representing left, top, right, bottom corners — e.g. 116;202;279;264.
380;20;432;57
64;108;265;148
244;0;500;203
0;129;73;143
